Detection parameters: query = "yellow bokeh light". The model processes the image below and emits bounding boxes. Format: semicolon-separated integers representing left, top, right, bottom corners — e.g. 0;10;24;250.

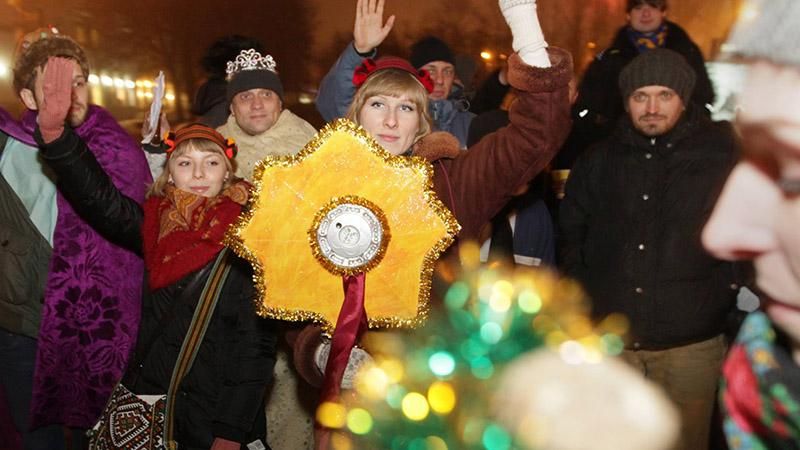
489;280;513;312
317;401;347;429
354;366;390;400
480;51;493;60
402;392;430;421
330;431;353;450
489;293;512;312
428;382;457;414
565;316;592;338
598;313;629;335
379;358;405;383
493;280;514;298
459;241;482;270
545;329;569;348
347;408;373;435
426;436;449;450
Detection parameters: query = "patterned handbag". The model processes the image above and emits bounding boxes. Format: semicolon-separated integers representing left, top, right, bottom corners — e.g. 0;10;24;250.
88;385;166;450
89;250;231;450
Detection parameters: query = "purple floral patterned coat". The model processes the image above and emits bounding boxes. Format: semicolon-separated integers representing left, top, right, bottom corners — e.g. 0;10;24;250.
4;105;150;428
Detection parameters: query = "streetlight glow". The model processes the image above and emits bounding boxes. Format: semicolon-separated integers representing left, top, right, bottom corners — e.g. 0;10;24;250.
480;51;493;61
739;2;759;22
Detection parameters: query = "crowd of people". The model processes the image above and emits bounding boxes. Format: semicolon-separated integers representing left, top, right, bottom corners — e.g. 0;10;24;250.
1;0;799;449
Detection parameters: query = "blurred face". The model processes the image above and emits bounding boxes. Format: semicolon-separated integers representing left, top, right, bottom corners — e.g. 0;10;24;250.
26;59;89;127
229;88;282;135
358;94;421;155
627;85;685;137
702;61;800;361
167;147;229;198
421;61;455;101
628;3;667;33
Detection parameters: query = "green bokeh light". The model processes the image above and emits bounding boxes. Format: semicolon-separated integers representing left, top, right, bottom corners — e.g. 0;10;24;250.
445;281;470;310
460;337;489;360
480;322;503;344
429;351;456;377
408;438;428;450
482;423;512;450
387;385;407;409
601;333;625;356
347;408;373;435
518;289;543;314
470;356;494;379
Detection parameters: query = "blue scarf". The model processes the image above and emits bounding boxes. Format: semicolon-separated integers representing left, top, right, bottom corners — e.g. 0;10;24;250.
627;23;668;53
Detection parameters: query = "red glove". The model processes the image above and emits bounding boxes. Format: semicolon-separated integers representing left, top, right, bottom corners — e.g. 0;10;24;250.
38;57;73;143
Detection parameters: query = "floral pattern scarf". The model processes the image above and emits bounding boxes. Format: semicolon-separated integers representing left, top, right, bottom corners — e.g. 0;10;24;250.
142;181;249;291
721;311;800;449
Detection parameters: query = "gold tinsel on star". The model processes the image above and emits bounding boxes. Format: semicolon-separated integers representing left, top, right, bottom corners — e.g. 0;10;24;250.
225;119;460;333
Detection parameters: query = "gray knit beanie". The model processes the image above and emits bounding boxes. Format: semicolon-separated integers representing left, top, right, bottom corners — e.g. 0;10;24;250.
618;48;696;105
726;0;800;67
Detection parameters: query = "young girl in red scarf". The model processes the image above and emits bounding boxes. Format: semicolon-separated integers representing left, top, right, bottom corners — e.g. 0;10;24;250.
34;57;277;450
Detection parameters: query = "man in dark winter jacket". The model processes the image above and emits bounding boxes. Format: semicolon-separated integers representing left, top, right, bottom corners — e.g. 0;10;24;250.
558;0;714;170
559;49;738;450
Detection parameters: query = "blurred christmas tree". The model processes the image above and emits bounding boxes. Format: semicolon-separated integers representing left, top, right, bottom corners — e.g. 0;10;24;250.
316;242;631;450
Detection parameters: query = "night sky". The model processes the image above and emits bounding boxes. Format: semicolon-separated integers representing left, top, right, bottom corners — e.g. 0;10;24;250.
0;0;745;119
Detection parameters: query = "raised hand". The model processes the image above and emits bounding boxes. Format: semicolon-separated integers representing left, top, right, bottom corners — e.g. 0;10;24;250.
353;0;395;54
142;111;171;143
499;0;550;68
39;57;73;143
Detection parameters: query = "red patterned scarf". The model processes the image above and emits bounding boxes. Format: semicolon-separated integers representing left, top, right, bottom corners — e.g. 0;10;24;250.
142;181;249;291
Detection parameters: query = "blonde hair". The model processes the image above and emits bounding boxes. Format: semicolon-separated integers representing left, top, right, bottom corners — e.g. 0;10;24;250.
346;69;433;143
147;138;238;198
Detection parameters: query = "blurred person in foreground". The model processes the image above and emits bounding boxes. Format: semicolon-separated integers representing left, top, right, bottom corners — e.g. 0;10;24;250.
702;0;800;447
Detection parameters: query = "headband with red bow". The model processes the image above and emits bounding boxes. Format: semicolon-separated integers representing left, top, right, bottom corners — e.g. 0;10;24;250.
163;124;237;160
352;56;434;94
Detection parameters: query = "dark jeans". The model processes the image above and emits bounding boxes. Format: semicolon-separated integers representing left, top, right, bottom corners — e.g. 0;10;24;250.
0;329;64;450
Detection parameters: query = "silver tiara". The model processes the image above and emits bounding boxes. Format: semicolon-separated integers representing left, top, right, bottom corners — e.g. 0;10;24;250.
226;49;277;80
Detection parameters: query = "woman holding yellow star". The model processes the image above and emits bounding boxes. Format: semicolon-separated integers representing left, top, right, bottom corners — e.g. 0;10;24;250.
263;7;574;448
293;0;572;385
316;0;573;244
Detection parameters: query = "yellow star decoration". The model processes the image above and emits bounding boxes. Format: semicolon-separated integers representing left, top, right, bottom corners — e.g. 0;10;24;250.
226;119;460;333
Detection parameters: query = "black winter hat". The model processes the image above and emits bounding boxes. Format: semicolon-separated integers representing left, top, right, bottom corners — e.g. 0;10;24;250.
618;48;696;105
227;70;284;102
626;0;667;12
410;36;454;69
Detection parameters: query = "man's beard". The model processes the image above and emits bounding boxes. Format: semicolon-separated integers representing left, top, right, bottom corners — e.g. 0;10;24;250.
68;104;87;127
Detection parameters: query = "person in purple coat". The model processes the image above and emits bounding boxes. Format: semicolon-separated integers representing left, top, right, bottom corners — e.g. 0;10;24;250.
0;33;151;448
